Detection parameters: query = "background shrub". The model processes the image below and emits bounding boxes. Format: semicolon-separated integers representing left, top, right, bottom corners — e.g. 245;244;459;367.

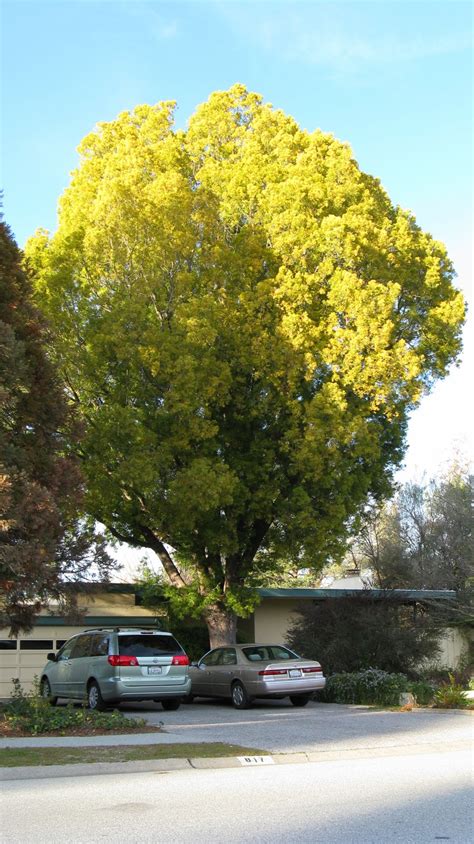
167;624;210;662
287;592;441;676
407;680;435;706
322;669;408;706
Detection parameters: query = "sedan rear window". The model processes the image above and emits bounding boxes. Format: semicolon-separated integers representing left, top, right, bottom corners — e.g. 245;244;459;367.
119;634;184;657
242;646;299;662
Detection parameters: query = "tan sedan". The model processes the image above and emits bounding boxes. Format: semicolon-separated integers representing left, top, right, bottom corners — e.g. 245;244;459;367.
188;643;326;709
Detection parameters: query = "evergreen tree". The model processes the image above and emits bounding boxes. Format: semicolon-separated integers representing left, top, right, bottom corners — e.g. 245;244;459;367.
0;220;113;633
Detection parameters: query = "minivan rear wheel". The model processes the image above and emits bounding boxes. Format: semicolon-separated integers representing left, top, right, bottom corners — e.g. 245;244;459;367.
87;680;106;711
161;698;180;711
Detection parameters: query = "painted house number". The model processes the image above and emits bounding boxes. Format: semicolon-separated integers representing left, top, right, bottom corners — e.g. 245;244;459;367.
238;756;274;766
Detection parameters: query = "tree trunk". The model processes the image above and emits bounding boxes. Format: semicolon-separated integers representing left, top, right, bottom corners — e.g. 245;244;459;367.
203;605;238;648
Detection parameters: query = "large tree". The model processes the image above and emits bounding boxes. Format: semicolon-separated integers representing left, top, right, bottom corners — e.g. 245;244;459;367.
0;220;113;634
26;86;465;645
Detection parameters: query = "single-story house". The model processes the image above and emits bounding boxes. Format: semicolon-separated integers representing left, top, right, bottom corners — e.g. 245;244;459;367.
0;582;467;697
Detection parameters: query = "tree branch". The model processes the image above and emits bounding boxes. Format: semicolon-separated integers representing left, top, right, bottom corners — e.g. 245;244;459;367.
107;523;187;588
137;525;187;588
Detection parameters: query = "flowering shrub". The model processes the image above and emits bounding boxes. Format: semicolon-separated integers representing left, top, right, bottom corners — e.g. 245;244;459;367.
322;669;408;706
3;678;148;735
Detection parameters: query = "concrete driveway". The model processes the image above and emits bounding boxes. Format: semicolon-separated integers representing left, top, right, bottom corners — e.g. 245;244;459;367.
120;698;471;755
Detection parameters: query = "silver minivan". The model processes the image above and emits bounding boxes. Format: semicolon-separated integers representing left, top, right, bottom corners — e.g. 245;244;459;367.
40;628;191;710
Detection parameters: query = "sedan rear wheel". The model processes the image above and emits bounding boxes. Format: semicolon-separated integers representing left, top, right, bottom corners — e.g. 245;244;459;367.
161;698;181;711
231;681;251;709
290;694;311;707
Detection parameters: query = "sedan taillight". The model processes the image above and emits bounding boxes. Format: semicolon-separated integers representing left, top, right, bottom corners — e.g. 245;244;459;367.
171;654;190;666
302;666;322;674
258;669;288;676
107;655;138;667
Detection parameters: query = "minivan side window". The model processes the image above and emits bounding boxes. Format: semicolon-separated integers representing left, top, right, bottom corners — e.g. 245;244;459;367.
70;635;92;659
57;638;76;661
90;634;109;657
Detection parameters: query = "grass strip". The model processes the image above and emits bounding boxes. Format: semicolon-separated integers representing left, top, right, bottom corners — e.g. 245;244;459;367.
0;742;267;768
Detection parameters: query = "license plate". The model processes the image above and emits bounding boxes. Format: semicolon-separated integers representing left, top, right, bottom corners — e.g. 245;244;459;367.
148;666;162;675
289;669;302;678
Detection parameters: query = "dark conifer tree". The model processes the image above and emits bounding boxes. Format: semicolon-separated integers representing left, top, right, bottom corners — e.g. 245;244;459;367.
0;220;114;633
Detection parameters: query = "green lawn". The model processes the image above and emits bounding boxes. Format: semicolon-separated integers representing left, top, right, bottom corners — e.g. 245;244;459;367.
0;742;266;767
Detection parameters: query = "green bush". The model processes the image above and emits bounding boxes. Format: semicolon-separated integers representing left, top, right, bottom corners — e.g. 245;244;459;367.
433;675;469;709
286;592;441;677
167;625;210;662
322;669;408;706
407;680;435;706
4;679;148;735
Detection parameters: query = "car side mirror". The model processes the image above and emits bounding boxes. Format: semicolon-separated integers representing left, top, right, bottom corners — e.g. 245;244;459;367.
47;652;57;662
190;661;199;667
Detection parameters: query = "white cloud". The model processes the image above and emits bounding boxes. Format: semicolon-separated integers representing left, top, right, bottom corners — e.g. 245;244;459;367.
120;1;178;41
218;3;471;74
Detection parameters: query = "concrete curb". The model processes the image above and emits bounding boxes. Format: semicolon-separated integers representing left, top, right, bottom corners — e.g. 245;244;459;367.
0;740;467;782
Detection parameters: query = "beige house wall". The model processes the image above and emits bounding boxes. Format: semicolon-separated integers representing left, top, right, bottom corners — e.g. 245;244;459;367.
432;628;470;670
253;599;302;644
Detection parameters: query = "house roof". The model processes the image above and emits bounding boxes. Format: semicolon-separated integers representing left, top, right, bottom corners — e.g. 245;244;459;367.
60;582;458;603
256;587;457;601
34;615;161;627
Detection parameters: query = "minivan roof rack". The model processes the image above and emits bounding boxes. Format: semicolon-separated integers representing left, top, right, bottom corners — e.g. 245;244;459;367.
84;626;166;633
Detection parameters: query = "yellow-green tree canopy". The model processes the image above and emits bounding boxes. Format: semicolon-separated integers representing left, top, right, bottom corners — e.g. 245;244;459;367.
26;85;465;645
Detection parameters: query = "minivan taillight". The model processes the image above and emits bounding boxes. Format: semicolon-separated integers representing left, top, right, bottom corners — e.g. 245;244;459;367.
108;655;138;667
171;654;190;666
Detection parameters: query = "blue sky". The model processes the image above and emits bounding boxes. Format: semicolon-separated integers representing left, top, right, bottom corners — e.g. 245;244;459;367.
2;0;473;498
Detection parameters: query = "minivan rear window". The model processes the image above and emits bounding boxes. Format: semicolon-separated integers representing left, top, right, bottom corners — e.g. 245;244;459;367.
118;634;183;657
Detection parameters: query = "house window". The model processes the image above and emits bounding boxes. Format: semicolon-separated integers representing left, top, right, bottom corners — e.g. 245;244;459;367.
0;639;17;650
19;640;54;650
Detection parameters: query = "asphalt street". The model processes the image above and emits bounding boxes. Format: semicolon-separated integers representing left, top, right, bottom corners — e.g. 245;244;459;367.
1;748;472;843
